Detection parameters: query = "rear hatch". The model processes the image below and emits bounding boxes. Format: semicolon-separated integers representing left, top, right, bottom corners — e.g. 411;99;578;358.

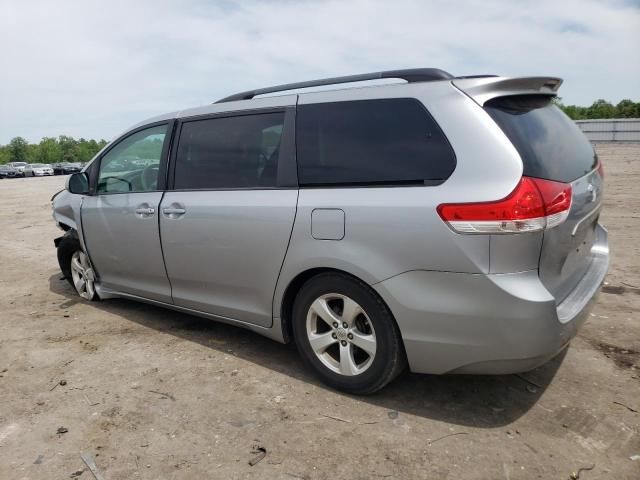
484;95;602;303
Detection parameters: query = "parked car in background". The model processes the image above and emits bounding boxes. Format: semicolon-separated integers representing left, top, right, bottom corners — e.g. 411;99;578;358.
52;68;609;394
53;162;83;175
24;163;54;177
64;162;83;174
7;162;28;176
0;165;19;178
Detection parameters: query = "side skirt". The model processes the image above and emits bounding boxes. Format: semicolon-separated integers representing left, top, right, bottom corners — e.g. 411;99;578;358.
95;285;287;344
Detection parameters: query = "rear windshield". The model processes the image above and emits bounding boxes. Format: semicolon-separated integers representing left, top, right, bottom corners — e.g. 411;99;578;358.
485;95;597;183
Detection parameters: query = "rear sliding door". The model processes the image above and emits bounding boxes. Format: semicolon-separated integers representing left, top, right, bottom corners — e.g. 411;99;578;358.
160;109;298;327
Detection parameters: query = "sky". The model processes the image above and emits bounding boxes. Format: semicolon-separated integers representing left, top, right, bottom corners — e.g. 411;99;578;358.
0;0;638;144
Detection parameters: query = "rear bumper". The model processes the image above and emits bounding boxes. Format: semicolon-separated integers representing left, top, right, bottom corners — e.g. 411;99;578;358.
374;224;609;374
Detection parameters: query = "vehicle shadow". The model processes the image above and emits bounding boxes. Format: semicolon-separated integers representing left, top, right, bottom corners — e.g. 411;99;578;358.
49;274;565;428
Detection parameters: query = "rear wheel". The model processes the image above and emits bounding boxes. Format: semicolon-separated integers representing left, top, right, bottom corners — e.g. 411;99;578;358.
57;231;98;301
292;273;406;394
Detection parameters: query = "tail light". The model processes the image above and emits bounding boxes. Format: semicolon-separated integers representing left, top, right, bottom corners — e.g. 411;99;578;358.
437;177;572;234
596;161;604;178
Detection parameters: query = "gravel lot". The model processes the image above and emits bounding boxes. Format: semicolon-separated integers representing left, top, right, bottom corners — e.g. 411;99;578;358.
1;143;639;480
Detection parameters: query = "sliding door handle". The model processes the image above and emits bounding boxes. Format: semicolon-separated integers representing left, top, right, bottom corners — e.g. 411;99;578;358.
163;208;186;215
162;202;186;219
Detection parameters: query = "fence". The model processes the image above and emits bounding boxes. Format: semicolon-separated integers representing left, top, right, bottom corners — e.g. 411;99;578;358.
575;119;640;142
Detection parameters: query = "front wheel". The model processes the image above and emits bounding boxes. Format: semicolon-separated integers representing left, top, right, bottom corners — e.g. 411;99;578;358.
292;273;406;394
57;232;98;301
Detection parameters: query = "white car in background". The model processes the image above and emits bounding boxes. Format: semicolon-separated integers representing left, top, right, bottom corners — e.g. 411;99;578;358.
24;163;54;177
7;161;28;176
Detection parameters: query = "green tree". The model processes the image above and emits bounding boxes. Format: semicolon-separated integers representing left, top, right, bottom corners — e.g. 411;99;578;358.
37;137;62;164
1;136;110;164
616;99;640;118
556;98;640;120
26;143;39;162
586;99;615;119
58;135;78;162
0;146;10;164
8;137;29;162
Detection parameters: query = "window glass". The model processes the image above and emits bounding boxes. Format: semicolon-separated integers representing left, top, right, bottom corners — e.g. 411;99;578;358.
485;96;597;183
97;125;168;193
296;98;455;186
174;113;285;189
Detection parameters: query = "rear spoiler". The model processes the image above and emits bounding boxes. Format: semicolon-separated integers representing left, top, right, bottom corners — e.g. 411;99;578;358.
452;76;563;106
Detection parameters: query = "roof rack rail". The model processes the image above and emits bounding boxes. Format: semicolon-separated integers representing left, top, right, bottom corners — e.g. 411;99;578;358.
455;74;499;79
215;68;454;103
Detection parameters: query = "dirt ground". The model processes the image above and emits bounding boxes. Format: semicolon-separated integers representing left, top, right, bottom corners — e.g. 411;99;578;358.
0;143;639;480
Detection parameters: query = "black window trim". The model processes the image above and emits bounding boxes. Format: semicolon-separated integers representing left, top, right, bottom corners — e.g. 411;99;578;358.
88;120;176;196
167;106;298;192
295;97;456;189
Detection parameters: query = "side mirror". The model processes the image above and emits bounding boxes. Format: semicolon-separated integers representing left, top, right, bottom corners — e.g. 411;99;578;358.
67;172;89;194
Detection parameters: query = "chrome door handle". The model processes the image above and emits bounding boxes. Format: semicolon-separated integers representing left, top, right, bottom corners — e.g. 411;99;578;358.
163;208;186;215
135;207;155;215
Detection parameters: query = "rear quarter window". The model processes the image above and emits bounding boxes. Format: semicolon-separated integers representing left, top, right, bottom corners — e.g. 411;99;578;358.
296;98;456;187
485;95;597;183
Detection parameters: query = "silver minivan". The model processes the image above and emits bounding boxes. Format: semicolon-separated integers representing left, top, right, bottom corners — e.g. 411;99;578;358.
52;68;609;393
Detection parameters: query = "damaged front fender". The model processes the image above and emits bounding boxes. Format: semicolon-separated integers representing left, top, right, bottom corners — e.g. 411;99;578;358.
52;189;81;231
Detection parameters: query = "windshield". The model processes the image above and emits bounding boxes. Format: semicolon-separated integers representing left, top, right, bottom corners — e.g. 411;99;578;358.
31;164;46;168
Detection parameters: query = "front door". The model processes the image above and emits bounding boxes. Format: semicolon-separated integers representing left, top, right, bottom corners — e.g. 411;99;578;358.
81;124;172;302
160;110;298;326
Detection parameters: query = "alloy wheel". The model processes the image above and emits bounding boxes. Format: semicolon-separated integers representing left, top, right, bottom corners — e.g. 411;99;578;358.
305;293;377;376
70;250;95;300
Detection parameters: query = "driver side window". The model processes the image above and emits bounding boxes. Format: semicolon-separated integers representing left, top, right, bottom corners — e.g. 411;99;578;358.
97;124;168;194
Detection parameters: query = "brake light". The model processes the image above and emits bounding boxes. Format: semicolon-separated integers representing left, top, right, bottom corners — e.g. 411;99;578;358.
437;177;572;234
596;161;604;178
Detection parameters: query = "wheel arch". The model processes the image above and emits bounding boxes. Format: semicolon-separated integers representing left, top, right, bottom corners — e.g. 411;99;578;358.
278;267;401;346
54;216;77;232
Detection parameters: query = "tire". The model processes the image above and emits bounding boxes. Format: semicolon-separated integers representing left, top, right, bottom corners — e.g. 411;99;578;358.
57;231;98;301
292;272;406;394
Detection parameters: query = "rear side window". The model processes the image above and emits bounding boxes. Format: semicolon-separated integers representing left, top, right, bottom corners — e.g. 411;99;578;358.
296;98;455;186
174;112;285;189
485;96;597;183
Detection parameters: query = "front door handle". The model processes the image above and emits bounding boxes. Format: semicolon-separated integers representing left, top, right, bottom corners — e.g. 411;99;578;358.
135;207;155;216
